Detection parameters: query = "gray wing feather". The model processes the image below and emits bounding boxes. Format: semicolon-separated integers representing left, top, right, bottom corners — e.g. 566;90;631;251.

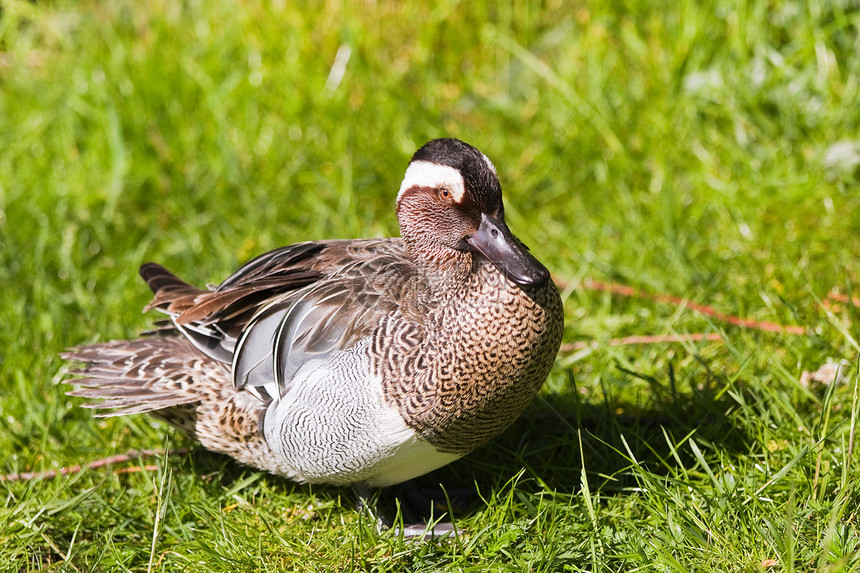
232;300;294;393
232;278;377;400
175;321;236;363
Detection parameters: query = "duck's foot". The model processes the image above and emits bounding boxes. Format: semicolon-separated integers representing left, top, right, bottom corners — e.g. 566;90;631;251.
398;520;457;540
353;484;392;533
353;482;472;539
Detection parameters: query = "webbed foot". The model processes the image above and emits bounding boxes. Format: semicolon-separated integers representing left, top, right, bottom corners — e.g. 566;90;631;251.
353;482;473;539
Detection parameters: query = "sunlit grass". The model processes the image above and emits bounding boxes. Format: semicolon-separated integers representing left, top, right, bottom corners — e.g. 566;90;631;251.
2;0;859;570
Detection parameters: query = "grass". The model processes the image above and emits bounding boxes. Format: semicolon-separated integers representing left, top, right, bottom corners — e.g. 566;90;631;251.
1;0;860;570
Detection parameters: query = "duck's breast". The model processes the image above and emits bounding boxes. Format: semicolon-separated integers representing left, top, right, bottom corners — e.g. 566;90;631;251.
375;265;564;455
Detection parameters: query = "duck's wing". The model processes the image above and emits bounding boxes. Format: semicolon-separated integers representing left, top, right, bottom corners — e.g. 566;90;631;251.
142;242;326;325
141;239;426;400
140;242;326;363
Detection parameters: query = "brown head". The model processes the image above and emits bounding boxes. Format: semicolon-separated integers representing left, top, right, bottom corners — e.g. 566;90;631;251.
395;138;549;287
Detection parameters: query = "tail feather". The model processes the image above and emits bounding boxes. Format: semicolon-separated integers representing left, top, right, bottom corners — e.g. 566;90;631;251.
63;337;222;417
140;262;192;293
138;263;266;330
76;395;198;417
139;263;208;317
63;335;274;471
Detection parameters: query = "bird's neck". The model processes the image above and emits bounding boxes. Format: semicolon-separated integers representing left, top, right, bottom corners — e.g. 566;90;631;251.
403;237;473;288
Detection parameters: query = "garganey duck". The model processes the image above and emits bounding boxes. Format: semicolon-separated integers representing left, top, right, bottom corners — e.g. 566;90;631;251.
64;138;564;528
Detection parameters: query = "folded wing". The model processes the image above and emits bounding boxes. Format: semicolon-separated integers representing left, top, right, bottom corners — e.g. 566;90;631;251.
140;239;426;402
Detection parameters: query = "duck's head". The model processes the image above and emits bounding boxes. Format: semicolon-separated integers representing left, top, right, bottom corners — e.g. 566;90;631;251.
396;138;550;287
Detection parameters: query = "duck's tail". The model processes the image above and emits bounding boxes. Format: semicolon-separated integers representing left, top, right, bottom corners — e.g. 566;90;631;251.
62;336;274;469
63;337;208;416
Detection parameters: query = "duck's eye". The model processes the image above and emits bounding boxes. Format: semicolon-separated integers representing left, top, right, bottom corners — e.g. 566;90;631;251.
440;188;450;198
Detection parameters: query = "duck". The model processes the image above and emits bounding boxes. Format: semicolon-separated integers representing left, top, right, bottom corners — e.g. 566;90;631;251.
63;138;564;527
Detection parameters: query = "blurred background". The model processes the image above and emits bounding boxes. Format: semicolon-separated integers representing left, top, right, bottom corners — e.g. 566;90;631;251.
1;0;859;570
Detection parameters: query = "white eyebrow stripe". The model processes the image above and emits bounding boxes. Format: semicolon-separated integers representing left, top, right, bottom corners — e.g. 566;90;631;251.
397;161;466;203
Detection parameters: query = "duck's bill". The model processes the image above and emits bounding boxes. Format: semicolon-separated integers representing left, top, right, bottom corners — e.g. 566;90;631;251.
466;213;550;287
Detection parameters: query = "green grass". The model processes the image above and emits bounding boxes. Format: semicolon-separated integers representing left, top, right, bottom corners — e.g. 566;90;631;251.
2;0;860;570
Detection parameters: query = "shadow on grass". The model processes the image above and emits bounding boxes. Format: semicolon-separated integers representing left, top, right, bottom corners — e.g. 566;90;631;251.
378;357;746;526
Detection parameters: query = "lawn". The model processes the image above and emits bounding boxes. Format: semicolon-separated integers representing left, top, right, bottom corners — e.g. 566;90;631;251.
1;0;860;571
